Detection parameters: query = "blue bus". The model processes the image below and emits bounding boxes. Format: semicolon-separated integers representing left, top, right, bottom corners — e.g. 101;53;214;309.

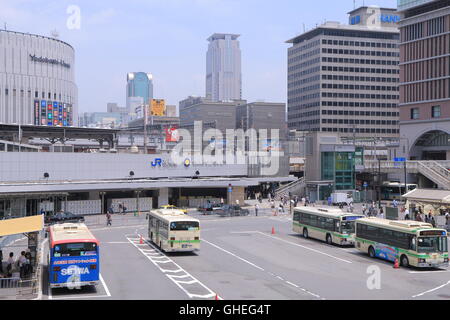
48;223;100;289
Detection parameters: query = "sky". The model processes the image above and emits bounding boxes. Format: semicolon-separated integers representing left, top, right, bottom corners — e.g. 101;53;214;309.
0;0;397;113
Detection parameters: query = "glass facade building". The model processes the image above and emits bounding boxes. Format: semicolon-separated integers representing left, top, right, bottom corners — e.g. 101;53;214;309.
321;151;356;191
126;72;153;111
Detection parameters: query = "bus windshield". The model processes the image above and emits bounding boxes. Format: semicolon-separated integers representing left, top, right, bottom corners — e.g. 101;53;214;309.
170;221;199;231
417;237;448;253
340;221;356;234
53;242;98;257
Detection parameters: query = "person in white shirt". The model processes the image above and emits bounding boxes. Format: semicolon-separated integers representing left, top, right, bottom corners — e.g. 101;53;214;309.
18;251;26;279
404;208;410;220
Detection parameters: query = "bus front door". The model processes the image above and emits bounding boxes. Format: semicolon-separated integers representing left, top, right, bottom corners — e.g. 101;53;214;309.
155;220;160;246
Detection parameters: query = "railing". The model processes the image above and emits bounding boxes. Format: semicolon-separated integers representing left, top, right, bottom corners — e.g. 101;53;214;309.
275;177;305;196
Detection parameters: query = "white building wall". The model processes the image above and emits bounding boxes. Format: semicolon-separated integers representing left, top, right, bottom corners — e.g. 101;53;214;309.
206;34;241;102
0;30;77;126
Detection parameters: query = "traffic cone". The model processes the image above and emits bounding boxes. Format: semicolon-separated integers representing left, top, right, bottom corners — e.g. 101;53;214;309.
393;258;399;269
271;227;275;235
215;294;219;300
140;235;143;244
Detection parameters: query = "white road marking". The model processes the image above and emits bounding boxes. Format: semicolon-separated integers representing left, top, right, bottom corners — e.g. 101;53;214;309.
100;274;111;297
90;225;146;232
51;294;111;300
409;270;450;274
202;239;265;271
126;235;217;300
412;280;450;298
255;232;353;264
202;238;324;300
104;242;129;244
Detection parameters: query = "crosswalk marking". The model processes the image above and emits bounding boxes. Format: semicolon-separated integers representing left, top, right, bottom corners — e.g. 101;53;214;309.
126;235;218;299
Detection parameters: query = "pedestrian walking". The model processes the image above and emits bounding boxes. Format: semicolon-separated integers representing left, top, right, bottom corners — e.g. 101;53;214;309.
362;203;367;216
6;252;14;278
392;198;398;208
255;204;259;217
106;212;112;226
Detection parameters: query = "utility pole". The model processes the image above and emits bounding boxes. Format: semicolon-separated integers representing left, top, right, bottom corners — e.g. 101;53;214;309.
143;104;148;154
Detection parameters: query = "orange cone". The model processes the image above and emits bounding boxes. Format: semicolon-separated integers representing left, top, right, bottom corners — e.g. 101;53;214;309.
271;227;275;235
215;294;219;300
393;258;399;269
140;235;143;244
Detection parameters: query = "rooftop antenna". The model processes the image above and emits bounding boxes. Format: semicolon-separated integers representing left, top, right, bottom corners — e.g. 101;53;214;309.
303;23;306;33
50;29;59;39
4;23;7;30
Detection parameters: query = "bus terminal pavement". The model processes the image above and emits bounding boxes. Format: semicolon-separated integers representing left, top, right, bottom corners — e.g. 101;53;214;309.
35;206;450;300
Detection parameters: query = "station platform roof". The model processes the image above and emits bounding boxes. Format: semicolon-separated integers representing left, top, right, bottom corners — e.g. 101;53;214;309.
0;176;296;196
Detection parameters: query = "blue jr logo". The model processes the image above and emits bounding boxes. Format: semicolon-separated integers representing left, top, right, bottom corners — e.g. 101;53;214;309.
151;158;163;167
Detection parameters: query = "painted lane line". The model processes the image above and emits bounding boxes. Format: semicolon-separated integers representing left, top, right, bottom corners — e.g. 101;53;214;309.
412;280;450;298
168;274;192;279
286;281;299;288
409;270;450;274
202;238;324;300
100;274;111;297
51;294;111;300
104;242;129;244
90;225;146;232
202;239;265;271
255;232;353;264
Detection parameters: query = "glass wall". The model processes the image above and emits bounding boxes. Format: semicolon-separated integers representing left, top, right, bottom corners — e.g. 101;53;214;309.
321;151;355;191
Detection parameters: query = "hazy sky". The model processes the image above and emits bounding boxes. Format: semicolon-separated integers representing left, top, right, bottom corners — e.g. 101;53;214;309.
0;0;397;113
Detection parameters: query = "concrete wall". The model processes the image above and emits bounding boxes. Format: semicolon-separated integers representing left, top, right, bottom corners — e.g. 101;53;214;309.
0;153;248;183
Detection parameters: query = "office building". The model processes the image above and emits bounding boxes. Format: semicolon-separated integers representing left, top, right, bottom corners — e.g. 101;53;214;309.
286;7;401;141
179;96;246;132
206;33;242;102
126;72;153;112
236;102;287;139
0;30;77;126
397;0;450;160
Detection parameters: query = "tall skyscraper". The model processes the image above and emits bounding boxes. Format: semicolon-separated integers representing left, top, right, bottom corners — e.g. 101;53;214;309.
286;7;401;141
397;0;450;161
126;72;153;112
206;33;242;102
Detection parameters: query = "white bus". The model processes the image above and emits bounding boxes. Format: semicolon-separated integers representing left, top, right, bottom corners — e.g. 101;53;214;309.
148;209;200;252
293;207;364;246
355;218;449;268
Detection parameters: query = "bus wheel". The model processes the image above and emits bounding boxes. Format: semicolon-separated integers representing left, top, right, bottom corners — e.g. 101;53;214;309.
303;228;308;239
326;234;333;245
400;255;409;267
368;246;376;258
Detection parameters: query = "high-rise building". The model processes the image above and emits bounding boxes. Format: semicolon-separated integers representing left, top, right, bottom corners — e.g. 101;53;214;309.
126;72;153;112
397;0;450;161
286;7;401;141
206;33;242;102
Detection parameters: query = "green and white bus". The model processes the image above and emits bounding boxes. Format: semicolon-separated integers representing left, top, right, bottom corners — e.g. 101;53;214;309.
148;209;200;252
293;207;364;246
355;218;449;268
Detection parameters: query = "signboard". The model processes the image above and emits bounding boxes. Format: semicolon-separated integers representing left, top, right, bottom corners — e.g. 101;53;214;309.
151;99;166;116
165;126;179;142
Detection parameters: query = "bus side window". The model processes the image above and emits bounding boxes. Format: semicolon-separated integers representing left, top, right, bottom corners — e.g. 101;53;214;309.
410;236;416;251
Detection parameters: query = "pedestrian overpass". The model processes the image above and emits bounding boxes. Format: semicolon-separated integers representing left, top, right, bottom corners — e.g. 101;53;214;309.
363;160;450;190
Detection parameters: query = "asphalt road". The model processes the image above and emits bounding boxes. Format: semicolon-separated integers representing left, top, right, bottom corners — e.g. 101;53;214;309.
40;211;450;300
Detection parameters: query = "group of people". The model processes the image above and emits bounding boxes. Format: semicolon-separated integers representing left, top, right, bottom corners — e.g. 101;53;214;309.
361;202;385;218
0;250;32;279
